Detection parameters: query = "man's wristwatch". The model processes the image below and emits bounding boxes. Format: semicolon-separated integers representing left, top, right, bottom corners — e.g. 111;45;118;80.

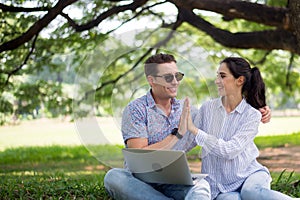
171;128;183;139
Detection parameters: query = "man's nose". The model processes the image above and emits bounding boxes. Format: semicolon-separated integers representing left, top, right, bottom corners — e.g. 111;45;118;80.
171;75;179;84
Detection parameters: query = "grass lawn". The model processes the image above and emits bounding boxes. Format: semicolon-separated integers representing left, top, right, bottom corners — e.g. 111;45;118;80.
0;145;112;199
1;132;300;199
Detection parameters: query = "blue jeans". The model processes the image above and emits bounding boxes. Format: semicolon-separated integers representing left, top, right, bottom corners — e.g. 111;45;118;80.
104;168;211;200
215;171;295;200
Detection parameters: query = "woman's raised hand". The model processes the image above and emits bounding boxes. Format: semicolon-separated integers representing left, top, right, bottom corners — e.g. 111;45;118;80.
179;98;198;136
178;98;188;135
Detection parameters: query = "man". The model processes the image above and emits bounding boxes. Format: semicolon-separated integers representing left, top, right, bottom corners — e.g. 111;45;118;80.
104;53;271;200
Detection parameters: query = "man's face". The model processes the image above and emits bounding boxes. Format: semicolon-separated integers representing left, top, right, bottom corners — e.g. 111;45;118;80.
150;62;182;100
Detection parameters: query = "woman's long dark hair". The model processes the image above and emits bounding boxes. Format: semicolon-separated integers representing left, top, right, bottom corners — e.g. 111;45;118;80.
220;57;266;109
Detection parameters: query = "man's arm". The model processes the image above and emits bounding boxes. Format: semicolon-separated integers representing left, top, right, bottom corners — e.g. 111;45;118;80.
259;105;271;123
122;103;183;150
126;136;179;149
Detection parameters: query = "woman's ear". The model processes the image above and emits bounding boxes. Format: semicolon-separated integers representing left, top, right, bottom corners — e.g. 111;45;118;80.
237;76;245;86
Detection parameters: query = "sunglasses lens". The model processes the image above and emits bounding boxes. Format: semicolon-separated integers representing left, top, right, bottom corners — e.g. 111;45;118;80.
175;72;184;81
164;75;174;83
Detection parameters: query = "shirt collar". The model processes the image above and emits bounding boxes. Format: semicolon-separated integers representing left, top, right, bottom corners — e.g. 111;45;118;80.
146;90;156;108
217;97;247;114
235;98;248;113
146;89;181;110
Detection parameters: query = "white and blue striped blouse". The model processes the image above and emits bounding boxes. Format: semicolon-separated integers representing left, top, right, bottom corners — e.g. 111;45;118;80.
194;97;269;199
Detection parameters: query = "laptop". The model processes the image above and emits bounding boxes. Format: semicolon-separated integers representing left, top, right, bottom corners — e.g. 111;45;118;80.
122;148;207;185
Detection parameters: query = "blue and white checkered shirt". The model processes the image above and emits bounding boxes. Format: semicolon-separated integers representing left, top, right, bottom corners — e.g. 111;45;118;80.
194;97;269;199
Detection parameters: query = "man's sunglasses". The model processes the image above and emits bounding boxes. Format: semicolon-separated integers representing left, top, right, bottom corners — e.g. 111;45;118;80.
153;72;184;83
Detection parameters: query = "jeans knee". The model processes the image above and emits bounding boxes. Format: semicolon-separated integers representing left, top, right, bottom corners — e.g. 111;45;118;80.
186;179;211;200
104;168;130;199
240;185;261;200
104;168;126;188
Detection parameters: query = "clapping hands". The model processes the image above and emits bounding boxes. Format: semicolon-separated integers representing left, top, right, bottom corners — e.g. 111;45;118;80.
178;98;198;136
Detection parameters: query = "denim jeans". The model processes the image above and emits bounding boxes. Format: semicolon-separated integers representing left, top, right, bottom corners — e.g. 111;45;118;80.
215;171;295;200
104;168;211;200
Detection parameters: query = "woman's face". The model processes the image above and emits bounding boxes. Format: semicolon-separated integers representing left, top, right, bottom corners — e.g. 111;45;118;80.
215;62;240;97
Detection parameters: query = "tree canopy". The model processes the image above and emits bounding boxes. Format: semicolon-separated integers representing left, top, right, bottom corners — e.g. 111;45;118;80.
0;0;299;124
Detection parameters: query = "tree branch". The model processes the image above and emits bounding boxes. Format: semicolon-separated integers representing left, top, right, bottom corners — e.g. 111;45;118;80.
288;0;300;53
0;34;38;89
286;53;294;91
0;3;49;12
240;51;271;67
178;7;299;54
95;48;152;94
62;1;165;35
62;0;148;32
0;0;78;53
170;0;290;29
253;51;272;65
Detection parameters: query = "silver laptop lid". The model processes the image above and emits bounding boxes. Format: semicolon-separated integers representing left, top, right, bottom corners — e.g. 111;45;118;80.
122;148;194;185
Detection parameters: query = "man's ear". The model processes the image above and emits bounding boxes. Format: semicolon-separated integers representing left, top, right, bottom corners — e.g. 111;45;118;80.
147;75;154;87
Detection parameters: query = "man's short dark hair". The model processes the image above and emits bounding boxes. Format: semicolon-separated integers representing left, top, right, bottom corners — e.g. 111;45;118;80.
144;53;177;76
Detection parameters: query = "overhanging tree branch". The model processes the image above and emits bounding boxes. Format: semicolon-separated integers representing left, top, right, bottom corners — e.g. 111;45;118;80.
288;0;300;53
62;0;148;32
0;0;78;53
0;34;38;90
1;0;299;55
170;0;290;29
178;7;299;54
0;3;49;12
61;1;164;34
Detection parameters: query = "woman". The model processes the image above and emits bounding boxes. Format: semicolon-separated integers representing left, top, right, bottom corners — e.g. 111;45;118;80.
180;57;296;200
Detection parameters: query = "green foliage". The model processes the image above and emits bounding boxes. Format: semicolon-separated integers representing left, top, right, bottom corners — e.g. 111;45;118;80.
0;0;299;125
271;170;300;197
0;97;13;125
265;0;288;7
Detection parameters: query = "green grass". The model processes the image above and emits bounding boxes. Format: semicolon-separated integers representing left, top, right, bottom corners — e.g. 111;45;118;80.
1;173;109;199
0;133;300;199
0;145;113;200
271;170;300;197
254;132;300;149
186;132;300;156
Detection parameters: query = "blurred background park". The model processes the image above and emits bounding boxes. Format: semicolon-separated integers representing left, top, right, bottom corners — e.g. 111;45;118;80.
1;0;300;199
1;114;300;150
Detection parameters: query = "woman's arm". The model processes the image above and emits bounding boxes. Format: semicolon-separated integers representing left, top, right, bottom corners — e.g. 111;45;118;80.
181;98;261;159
